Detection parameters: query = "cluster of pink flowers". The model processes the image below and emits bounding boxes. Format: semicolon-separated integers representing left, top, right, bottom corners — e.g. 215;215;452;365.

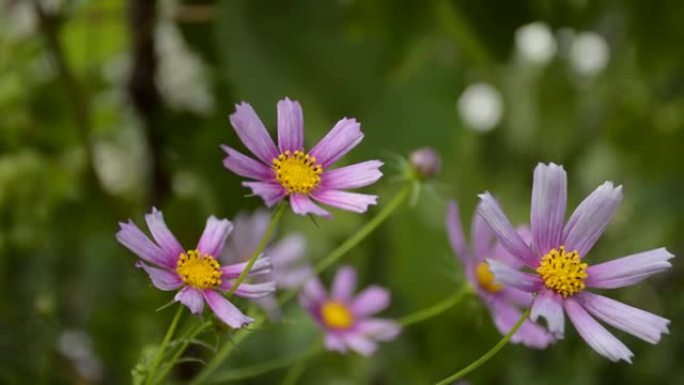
116;98;673;365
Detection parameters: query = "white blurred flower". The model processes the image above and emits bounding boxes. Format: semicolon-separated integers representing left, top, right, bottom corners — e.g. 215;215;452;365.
515;22;557;65
93;141;142;195
1;1;37;38
57;329;103;382
457;83;504;132
155;21;215;115
569;32;609;77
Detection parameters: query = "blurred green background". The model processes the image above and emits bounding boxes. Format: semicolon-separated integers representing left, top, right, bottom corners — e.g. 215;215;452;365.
1;0;683;383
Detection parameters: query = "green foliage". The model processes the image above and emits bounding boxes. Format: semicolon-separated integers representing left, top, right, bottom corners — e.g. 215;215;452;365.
1;0;683;384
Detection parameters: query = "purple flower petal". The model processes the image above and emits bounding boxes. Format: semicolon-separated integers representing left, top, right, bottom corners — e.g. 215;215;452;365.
578;292;669;344
221;257;272;278
311;189;377;213
531;163;567;256
135;261;183;291
471;201;495;263
486;259;544;292
477;193;538;267
321;160;383;189
357;319;401;341
309;118;363;168
586;248;674;289
277;265;314;290
564;297;633;363
222;210;271;264
447;201;471;268
229;102;278;164
242;182;287;207
350;286;390;317
342;333;377;356
530;289;565;338
221;145;274;182
277;98;304;153
196;216;233;257
331;266;357;302
562;182;622;257
325;334;347;353
299;278;327;310
500;287;534;308
269;234;306;267
221;281;276;298
117;220;175;269
290;194;331;218
203;289;254;328
489;298;553;349
174;286;204;314
145;208;185;260
490;226;530;269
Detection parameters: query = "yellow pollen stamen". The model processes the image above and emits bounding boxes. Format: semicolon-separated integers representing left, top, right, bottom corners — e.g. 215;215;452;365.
176;249;223;290
272;150;323;194
320;300;354;329
476;261;503;293
536;246;588;297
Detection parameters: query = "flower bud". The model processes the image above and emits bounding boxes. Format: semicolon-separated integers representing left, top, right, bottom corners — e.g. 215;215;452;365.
409;147;441;180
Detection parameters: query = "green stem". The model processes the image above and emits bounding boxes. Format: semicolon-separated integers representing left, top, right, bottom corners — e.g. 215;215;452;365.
152;320;212;384
399;285;471;327
281;358;308;385
278;184;412;306
190;317;264;385
193;184;411;384
434;308;531;385
226;203;285;298
145;305;184;385
210;341;322;383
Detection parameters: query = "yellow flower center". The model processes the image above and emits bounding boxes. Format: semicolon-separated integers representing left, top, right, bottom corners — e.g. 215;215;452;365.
476;261;503;293
536;246;588;297
320;300;354;330
272;150;323;194
176;249;223;290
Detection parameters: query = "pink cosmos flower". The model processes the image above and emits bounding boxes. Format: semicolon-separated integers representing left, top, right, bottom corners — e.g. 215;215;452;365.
478;163;673;362
116;208;276;328
447;200;554;349
222;97;383;218
222;210;313;318
299;266;400;356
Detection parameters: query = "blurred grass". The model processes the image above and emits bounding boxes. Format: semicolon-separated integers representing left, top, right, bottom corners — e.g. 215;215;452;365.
1;0;683;384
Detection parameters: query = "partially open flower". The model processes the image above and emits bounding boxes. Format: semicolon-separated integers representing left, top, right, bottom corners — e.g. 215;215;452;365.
116;208;276;328
300;266;400;356
409;147;441;180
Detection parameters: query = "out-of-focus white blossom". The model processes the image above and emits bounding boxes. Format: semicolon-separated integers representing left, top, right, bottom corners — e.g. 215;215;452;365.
569;32;610;77
457;83;504;132
155;21;215;115
58;329;103;382
515;22;557;65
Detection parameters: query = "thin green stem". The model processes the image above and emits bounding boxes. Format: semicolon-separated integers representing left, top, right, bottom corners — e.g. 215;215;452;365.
145;305;184;385
281;358;307;385
399;285;471;327
226;203;285;298
193;184;411;384
190;317;264;385
152;320;212;384
278;184;412;306
314;184;411;275
210;341;322;383
434;308;531;385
